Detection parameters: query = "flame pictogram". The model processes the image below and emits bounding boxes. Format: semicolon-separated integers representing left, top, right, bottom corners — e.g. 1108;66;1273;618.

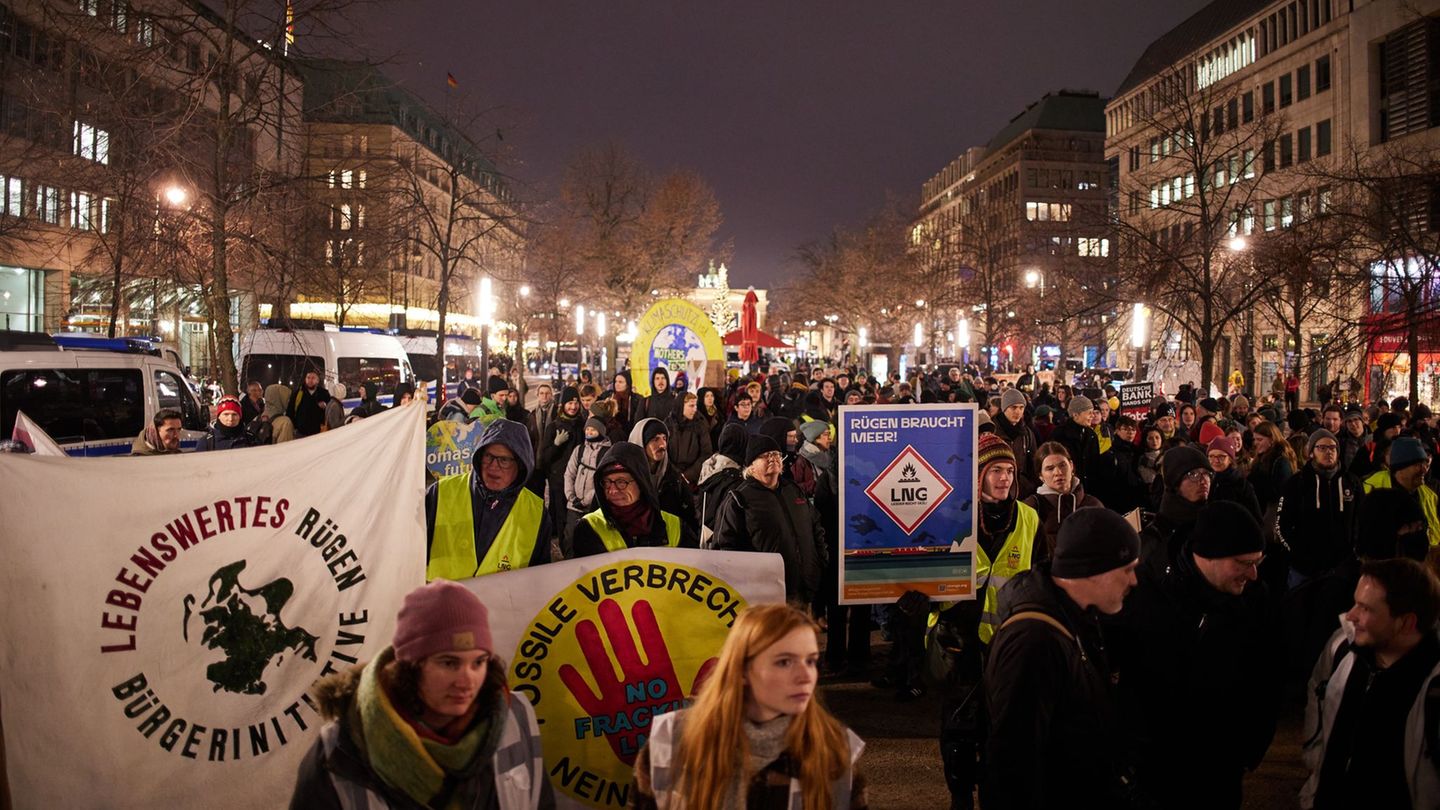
900;463;919;482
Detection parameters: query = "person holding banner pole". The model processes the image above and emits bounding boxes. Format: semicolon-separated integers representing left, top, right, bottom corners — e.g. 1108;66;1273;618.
425;419;551;580
291;580;555;809
572;441;692;556
631;603;868;810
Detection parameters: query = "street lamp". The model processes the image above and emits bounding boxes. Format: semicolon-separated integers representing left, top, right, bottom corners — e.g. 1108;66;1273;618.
1131;303;1149;349
162;185;188;207
476;276;494;373
1228;236;1248;252
519;284;530;298
595;312;607;372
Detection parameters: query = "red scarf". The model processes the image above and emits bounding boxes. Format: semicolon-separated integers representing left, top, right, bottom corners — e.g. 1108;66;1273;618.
610;498;654;540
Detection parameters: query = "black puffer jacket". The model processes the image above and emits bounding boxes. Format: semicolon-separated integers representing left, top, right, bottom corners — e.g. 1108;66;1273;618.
713;474;828;604
1275;462;1360;578
1111;549;1281;808
571;442;698;556
984;565;1129;810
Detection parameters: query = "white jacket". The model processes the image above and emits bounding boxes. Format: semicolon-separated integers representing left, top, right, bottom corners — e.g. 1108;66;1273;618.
1300;619;1440;808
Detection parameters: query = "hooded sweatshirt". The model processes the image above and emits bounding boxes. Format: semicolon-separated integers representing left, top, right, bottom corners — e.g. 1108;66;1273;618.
630;418;699;534
262;384;296;443
423;418;551;571
644;367;678;424
572;442;686;557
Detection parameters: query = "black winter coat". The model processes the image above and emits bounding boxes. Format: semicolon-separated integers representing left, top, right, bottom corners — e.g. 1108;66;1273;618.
713;477;827;604
665;413;712;486
1052;419;1108;498
1138;491;1204;582
571;442;699;557
1275;463;1360;578
1112;552;1282;809
1210;466;1262;521
993;412;1039;498
984;566;1129;810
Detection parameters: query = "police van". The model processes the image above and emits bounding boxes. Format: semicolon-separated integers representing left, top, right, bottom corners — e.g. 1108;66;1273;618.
238;323;416;411
0;331;209;456
394;330;483;404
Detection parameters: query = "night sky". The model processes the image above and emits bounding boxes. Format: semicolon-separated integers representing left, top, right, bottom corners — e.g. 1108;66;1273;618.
352;0;1212;289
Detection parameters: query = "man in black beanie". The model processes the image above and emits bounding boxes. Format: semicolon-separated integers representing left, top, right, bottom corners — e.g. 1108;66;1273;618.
1139;445;1212;580
1115;500;1281;810
712;435;827;605
984;507;1140;810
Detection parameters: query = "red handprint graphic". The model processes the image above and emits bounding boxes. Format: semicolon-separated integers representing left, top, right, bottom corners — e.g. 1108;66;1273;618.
559;598;718;765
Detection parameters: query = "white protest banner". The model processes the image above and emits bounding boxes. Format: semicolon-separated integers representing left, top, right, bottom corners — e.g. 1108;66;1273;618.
463;547;786;810
10;410;65;456
0;404;427;809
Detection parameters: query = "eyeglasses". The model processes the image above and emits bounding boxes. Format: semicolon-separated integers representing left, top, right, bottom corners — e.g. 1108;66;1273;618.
1230;555;1265;571
480;453;517;469
756;451;784;465
1183;468;1213;483
1312;444;1338;453
602;478;636;491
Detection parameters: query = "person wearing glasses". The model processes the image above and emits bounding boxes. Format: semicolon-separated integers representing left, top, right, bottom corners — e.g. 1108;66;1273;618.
291;580;555;809
571;441;693;557
1276;429;1362;589
1139;446;1213;581
713;436;828;607
1115;500;1281;810
425;419;551;580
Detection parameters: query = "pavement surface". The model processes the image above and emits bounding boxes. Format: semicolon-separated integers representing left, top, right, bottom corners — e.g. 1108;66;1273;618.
818;634;1308;809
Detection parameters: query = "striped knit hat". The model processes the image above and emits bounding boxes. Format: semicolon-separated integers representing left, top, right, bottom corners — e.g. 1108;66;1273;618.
977;433;1016;478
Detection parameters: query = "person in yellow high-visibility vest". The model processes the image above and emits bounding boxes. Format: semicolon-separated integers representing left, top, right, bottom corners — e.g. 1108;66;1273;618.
571;441;694;557
1362;436;1440;550
424;419;551;581
930;432;1042;809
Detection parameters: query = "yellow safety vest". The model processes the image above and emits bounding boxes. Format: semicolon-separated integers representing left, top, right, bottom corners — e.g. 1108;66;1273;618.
1363;470;1440;548
428;473;545;581
977;502;1040;645
581;509;681;552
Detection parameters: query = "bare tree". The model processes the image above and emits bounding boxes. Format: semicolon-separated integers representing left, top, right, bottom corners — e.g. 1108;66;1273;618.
560;143;724;322
390;102;524;378
1310;140;1440;404
1110;65;1286;388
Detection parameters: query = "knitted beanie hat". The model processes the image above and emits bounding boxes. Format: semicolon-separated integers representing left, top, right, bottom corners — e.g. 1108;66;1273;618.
977;433;1016;478
393;581;493;663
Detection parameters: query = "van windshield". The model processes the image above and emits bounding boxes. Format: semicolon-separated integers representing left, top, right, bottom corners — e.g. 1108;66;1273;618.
242;355;325;390
407;353;440;384
1;368;145;442
338;357;404;399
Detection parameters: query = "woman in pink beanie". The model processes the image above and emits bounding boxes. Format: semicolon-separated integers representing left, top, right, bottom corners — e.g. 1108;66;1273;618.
291;580;555;808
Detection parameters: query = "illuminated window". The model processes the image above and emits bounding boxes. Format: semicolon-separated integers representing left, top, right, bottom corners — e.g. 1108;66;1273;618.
72;121;109;164
69;191;92;230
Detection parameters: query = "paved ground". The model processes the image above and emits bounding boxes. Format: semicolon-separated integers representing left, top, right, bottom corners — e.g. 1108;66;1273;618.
819;635;1308;809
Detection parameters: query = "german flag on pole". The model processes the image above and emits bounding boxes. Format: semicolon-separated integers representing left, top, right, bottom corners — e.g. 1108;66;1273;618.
446;72;458;89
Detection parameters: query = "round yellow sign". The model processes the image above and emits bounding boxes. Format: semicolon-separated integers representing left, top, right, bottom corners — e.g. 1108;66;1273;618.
509;558;746;808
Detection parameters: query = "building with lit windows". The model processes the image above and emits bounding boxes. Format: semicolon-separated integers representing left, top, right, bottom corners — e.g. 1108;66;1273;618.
0;0;303;373
1107;0;1440;403
287;59;524;334
916;89;1113;370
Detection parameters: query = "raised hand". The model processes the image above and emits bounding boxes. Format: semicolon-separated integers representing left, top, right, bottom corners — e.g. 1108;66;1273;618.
559;598;718;765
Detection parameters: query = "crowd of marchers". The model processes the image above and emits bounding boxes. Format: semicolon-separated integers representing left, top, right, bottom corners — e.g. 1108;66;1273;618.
33;357;1440;810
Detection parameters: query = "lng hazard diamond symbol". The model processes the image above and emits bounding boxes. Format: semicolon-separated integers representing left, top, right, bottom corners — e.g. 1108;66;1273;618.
865;445;954;534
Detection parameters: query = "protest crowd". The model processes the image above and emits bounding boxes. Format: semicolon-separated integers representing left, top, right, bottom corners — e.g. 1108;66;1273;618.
28;356;1440;810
